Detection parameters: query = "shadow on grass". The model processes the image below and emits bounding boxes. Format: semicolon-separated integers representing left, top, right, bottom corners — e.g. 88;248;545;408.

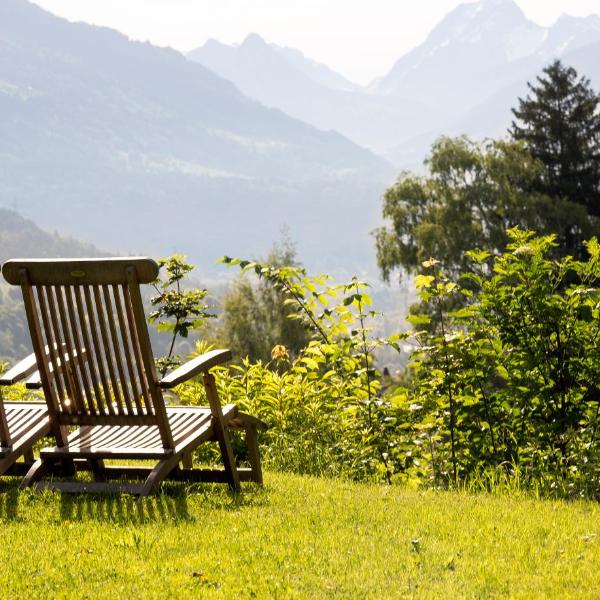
0;477;269;524
59;488;193;523
0;483;19;521
58;482;269;523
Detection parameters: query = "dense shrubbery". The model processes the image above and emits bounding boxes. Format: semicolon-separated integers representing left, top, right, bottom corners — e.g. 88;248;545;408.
173;260;398;483
156;231;599;500
397;230;600;498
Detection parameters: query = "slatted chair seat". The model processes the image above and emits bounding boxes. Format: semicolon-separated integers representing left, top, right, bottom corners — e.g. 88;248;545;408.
2;402;48;451
42;404;236;459
2;257;266;496
0;345;88;474
0;346;55;476
0;402;49;463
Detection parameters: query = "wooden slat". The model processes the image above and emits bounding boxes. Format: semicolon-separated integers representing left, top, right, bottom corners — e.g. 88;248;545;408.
102;285;133;414
19;275;65;446
112;284;144;413
87;425;143;449
64;286;96;415
0;389;10;447
0;416;51;476
159;349;232;389
53;286;86;413
57;414;158;426
40;446;173;459
0;352;39;386
7;407;48;440
36;286;67;409
122;283;153;415
92;286;125;415
73;286;106;415
83;285;115;416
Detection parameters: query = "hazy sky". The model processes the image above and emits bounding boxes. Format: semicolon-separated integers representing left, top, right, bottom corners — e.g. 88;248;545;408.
31;0;600;84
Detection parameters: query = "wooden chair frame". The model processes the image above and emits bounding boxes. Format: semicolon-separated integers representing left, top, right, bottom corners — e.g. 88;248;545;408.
2;258;266;496
0;353;51;477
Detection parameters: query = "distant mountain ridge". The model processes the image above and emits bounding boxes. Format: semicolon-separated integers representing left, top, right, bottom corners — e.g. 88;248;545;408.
188;33;443;154
382;0;600;166
189;0;600;167
0;0;393;273
373;0;600;110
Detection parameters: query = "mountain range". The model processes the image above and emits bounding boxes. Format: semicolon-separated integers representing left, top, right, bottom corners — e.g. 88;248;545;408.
188;35;442;155
189;0;600;166
2;0;600;277
0;0;392;274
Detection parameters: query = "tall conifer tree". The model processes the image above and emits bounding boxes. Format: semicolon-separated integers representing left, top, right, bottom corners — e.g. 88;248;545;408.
511;60;600;217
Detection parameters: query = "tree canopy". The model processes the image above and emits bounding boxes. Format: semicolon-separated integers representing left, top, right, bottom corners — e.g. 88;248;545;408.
215;239;310;364
375;136;594;279
510;60;600;218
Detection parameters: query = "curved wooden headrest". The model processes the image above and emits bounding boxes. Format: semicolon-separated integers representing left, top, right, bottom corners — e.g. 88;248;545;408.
2;257;159;286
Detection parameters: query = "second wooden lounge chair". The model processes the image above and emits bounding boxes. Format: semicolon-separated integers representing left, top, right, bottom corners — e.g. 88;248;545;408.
2;257;265;496
0;353;50;477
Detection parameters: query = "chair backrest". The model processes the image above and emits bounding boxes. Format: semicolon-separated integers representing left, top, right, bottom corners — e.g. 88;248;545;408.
2;258;174;448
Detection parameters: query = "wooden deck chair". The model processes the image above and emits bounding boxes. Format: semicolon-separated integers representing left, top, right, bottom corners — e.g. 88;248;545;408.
2;258;265;496
0;353;50;477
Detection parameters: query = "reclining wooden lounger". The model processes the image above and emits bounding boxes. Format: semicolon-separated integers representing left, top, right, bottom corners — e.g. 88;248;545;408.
0;353;50;477
2;257;265;496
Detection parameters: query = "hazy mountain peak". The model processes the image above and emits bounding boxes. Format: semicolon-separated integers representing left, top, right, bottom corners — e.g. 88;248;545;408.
203;38;229;50
189;33;360;94
241;32;268;49
538;12;600;58
426;0;529;47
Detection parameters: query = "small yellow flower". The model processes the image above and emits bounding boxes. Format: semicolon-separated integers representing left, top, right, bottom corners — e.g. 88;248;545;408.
271;344;290;362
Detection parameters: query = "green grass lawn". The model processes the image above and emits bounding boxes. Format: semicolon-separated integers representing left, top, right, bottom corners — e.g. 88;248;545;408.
0;472;598;598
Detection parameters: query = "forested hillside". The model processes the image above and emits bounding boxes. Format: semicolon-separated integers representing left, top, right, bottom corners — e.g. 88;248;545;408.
0;208;103;263
0;0;392;273
0;207;104;361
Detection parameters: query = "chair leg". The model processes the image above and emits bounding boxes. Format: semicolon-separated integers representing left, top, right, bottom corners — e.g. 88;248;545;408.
203;372;240;492
244;424;263;485
19;458;51;490
87;458;107;482
139;454;181;496
181;451;193;469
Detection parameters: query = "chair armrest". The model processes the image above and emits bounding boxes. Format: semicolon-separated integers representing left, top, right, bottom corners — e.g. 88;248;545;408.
0;353;39;386
159;349;232;389
1;347;87;389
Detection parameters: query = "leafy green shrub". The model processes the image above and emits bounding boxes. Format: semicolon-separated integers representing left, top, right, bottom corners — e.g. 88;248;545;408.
153;234;599;499
170;259;406;483
402;230;600;498
148;255;214;375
